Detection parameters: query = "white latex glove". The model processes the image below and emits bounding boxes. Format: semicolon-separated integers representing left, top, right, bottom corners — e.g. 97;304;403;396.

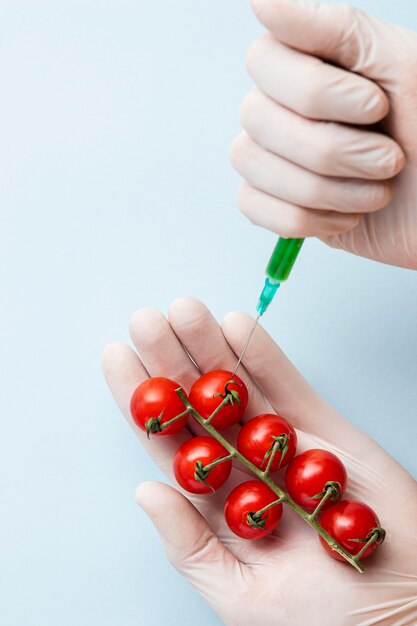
231;0;417;270
102;297;417;626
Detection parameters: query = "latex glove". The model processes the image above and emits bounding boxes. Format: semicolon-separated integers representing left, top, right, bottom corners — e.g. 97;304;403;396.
231;0;417;270
102;297;417;626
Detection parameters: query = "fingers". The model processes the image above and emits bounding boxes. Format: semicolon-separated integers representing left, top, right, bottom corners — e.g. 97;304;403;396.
168;296;272;420
101;342;189;475
240;91;405;180
168;297;239;375
232;132;392;213
250;0;395;80
102;342;148;419
246;35;388;125
127;302;265;444
234;29;404;239
129;307;199;392
236;184;362;239
129;306;212;438
135;480;248;612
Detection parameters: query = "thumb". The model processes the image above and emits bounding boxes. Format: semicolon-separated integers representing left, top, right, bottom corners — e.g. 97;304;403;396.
135;481;245;607
251;0;400;82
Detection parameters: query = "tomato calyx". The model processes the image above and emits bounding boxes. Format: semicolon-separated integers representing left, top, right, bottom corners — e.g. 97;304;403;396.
194;460;215;492
204;380;243;426
261;433;289;472
349;526;386;546
144;406;191;438
246;511;269;532
214;380;242;407
144;410;165;438
194;452;235;491
309;481;342;503
245;496;284;532
348;526;386;562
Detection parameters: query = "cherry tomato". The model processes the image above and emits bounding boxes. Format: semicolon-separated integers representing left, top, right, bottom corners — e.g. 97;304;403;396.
173;436;232;494
237;414;297;472
285;449;347;512
224;480;283;540
130;377;188;436
189;370;248;429
319;500;384;561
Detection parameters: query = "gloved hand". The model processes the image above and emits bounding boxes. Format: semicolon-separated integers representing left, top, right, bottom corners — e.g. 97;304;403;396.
102;296;417;626
231;0;417;270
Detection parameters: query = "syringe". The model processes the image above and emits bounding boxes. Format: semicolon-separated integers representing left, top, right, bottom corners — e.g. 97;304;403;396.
232;237;304;376
257;236;304;315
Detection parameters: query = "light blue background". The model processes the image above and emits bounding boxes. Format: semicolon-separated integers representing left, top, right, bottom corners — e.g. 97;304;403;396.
1;1;416;625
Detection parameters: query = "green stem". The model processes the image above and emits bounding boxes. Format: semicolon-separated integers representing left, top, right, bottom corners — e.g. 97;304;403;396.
202;453;235;473
253;498;285;519
308;483;340;522
262;438;283;476
176;388;365;574
160;408;192;430
205;396;231;425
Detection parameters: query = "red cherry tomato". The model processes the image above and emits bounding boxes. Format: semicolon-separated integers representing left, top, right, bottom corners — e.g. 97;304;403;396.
189;370;248;429
319;500;384;561
285;449;347;512
237;414;297;472
224;480;283;540
130;377;188;436
173;436;232;494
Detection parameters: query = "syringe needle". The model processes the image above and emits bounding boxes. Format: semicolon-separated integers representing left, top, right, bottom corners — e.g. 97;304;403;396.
232;314;260;377
232;239;303;378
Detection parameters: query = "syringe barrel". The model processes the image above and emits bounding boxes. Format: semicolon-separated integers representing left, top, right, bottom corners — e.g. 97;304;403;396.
266;237;305;282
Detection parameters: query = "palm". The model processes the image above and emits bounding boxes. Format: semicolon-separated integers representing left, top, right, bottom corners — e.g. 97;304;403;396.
103;297;417;625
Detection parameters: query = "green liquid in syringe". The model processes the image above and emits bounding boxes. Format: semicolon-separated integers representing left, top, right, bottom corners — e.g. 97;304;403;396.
266;237;304;282
257;237;305;315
